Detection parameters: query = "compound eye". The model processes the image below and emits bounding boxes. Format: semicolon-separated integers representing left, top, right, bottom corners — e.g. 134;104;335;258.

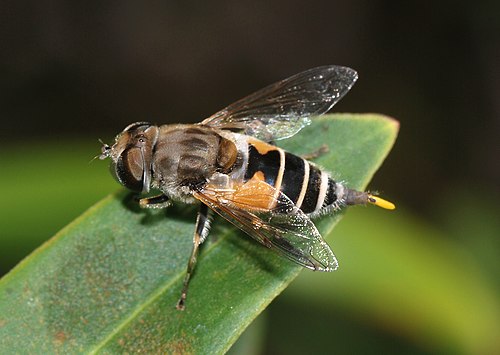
112;147;144;192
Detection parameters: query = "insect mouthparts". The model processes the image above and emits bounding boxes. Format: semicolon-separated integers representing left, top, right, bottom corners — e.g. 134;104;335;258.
99;142;111;160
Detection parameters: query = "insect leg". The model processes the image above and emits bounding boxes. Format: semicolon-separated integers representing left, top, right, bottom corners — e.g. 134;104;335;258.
300;144;329;160
138;194;171;208
176;203;212;310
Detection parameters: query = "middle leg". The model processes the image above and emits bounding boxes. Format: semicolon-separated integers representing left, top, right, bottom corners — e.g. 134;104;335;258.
176;203;212;310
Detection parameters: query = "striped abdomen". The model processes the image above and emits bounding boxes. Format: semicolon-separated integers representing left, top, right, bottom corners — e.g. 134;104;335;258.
242;138;342;215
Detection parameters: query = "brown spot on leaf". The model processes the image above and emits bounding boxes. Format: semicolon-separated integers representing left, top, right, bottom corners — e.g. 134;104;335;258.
53;331;67;345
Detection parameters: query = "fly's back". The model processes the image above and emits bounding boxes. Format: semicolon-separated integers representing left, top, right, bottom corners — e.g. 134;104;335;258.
150;125;237;197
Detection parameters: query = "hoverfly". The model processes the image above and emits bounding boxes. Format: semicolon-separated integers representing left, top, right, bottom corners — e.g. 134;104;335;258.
100;65;395;310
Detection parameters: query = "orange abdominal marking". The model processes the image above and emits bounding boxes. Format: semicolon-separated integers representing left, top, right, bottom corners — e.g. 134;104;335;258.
202;171;277;211
252;171;266;182
247;138;277;154
232;172;277;210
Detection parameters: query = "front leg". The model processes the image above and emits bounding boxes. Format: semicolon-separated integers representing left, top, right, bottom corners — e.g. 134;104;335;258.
176;203;212;310
138;194;171;208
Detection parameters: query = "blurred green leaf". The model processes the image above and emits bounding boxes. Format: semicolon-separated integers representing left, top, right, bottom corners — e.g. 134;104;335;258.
0;140;116;274
286;206;500;354
0;114;398;353
436;187;500;292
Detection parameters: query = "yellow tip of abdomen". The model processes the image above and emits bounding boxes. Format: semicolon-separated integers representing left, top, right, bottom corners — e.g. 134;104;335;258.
367;194;396;210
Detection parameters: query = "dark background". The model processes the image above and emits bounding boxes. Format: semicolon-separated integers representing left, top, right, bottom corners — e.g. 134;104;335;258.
2;0;499;214
1;1;499;353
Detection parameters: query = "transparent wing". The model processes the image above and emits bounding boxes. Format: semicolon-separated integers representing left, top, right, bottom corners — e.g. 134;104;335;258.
193;179;338;271
200;65;357;141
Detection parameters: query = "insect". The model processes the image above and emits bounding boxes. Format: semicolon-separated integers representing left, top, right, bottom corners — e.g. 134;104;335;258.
99;65;395;310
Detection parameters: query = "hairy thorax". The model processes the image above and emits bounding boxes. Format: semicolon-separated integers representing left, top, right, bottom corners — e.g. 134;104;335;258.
151;124;237;201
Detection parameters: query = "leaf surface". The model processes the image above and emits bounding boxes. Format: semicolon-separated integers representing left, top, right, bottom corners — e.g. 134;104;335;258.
0;114;398;353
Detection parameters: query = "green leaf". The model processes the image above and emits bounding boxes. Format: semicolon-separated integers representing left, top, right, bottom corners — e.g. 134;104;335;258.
284;206;500;353
0;141;117;275
0;114;398;353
